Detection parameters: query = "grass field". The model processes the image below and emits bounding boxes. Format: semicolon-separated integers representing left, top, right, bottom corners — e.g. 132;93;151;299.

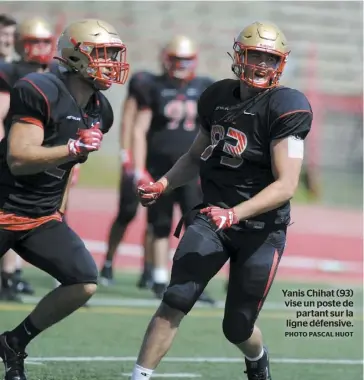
1;268;363;380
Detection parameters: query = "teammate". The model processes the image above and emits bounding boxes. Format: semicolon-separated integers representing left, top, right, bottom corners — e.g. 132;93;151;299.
0;14;16;64
0;17;58;301
131;22;313;380
0;18;129;380
99;75;154;289
130;36;216;304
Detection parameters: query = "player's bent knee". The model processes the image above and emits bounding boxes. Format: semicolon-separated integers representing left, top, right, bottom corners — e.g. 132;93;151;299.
222;312;254;344
163;282;199;315
156;302;186;324
81;283;98;297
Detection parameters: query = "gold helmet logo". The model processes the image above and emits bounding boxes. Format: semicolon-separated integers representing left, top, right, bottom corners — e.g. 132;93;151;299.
163;35;197;81
16;17;54;64
56;19;129;89
231;21;290;89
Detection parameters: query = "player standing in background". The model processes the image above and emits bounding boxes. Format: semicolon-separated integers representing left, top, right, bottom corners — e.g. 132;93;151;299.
131;21;312;380
0;19;129;380
0;17;58;301
131;36;216;304
99;75;154;289
0;14;16;65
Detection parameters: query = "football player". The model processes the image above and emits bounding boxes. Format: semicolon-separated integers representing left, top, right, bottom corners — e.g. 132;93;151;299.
99;74;154;289
130;36;216;304
131;22;313;380
0;17;58;301
0;14;16;64
0;18;129;380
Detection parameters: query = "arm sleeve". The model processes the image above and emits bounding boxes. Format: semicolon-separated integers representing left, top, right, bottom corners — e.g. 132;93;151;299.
270;89;313;140
10;78;50;128
127;72;154;109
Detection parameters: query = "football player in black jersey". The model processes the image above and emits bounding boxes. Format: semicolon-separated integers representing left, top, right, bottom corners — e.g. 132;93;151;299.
0;18;129;380
0;17;57;302
99;72;155;289
131;22;313;380
130;36;216;304
100;37;216;303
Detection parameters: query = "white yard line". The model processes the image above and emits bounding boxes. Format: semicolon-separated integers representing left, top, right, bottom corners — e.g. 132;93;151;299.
25;356;363;365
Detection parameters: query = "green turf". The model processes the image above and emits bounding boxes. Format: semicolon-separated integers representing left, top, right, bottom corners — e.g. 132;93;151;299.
0;268;362;380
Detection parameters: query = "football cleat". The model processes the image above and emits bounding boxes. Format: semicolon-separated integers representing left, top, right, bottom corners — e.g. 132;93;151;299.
0;334;28;380
244;346;272;380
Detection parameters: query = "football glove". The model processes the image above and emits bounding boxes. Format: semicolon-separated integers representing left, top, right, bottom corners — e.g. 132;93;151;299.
68;123;103;157
137;181;165;207
200;206;239;231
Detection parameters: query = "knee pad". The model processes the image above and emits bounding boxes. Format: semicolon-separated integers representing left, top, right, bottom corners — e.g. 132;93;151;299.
222;311;255;344
58;252;99;286
163;281;200;315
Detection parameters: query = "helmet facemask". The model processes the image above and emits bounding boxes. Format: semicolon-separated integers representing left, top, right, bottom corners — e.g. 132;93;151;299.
163;53;197;81
232;41;289;89
21;37;54;64
56;19;130;90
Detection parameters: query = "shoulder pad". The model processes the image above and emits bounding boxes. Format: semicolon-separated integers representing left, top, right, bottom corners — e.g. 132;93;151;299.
269;87;312;118
98;92;114;134
16;72;60;106
128;71;156;108
199;79;236;106
129;71;155;86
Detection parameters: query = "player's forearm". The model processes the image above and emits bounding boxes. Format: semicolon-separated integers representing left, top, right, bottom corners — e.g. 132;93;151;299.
8;145;75;176
132;133;147;173
159;153;200;191
120;120;132;151
234;180;296;221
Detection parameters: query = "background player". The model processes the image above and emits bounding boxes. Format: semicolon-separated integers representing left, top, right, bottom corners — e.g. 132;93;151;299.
131;35;216;304
131;21;313;380
0;17;56;302
0;14;16;65
99;75;154;289
0;18;129;380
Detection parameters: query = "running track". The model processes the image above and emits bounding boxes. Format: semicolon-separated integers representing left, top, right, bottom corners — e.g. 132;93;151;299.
66;188;363;285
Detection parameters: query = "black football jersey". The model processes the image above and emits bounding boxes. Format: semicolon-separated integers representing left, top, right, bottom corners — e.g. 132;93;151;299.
198;79;313;226
128;72;214;169
0;60;60;137
0;70;113;218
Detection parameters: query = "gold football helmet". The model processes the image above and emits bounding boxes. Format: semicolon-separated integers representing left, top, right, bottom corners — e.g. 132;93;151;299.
231;21;290;89
162;35;197;80
16;17;54;64
56;19;129;88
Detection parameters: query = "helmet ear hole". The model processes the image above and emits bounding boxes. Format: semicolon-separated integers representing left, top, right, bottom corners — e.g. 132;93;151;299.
69;56;80;62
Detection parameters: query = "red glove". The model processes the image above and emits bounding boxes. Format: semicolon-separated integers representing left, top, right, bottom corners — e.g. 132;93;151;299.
137;181;166;207
200;206;239;231
68;123;103;157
